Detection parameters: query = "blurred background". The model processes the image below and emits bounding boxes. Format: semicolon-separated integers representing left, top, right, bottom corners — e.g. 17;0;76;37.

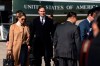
0;0;100;40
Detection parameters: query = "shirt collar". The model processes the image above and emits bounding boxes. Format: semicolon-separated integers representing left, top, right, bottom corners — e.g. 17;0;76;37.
67;20;73;24
87;18;91;23
16;21;22;26
40;16;45;20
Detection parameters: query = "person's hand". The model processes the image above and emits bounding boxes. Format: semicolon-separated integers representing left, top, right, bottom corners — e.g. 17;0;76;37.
7;50;12;55
6;41;9;47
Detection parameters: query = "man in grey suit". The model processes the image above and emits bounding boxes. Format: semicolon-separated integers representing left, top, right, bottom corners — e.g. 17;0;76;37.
53;12;81;66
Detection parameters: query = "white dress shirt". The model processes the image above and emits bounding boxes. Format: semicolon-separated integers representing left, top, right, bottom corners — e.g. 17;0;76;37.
40;16;45;24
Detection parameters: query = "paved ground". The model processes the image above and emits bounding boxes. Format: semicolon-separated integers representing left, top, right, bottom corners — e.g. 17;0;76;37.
0;42;54;66
0;42;6;66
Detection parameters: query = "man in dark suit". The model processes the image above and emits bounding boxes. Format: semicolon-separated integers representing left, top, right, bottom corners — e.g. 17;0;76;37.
53;12;81;66
79;9;96;42
30;6;54;66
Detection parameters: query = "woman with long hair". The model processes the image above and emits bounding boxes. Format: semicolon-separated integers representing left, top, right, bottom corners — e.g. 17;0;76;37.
7;11;30;66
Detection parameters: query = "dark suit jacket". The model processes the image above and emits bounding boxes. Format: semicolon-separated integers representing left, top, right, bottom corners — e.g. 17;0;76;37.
30;16;54;57
79;19;92;42
53;21;81;60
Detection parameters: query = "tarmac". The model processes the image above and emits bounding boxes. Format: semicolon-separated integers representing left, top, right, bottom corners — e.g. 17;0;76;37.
0;42;54;66
0;42;6;66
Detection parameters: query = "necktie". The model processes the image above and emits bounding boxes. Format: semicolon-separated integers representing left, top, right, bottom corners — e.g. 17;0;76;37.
41;18;43;25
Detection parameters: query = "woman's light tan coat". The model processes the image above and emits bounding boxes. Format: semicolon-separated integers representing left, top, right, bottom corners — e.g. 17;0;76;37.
7;24;30;66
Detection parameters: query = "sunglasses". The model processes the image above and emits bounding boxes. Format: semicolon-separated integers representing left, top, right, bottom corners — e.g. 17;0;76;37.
21;18;26;21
